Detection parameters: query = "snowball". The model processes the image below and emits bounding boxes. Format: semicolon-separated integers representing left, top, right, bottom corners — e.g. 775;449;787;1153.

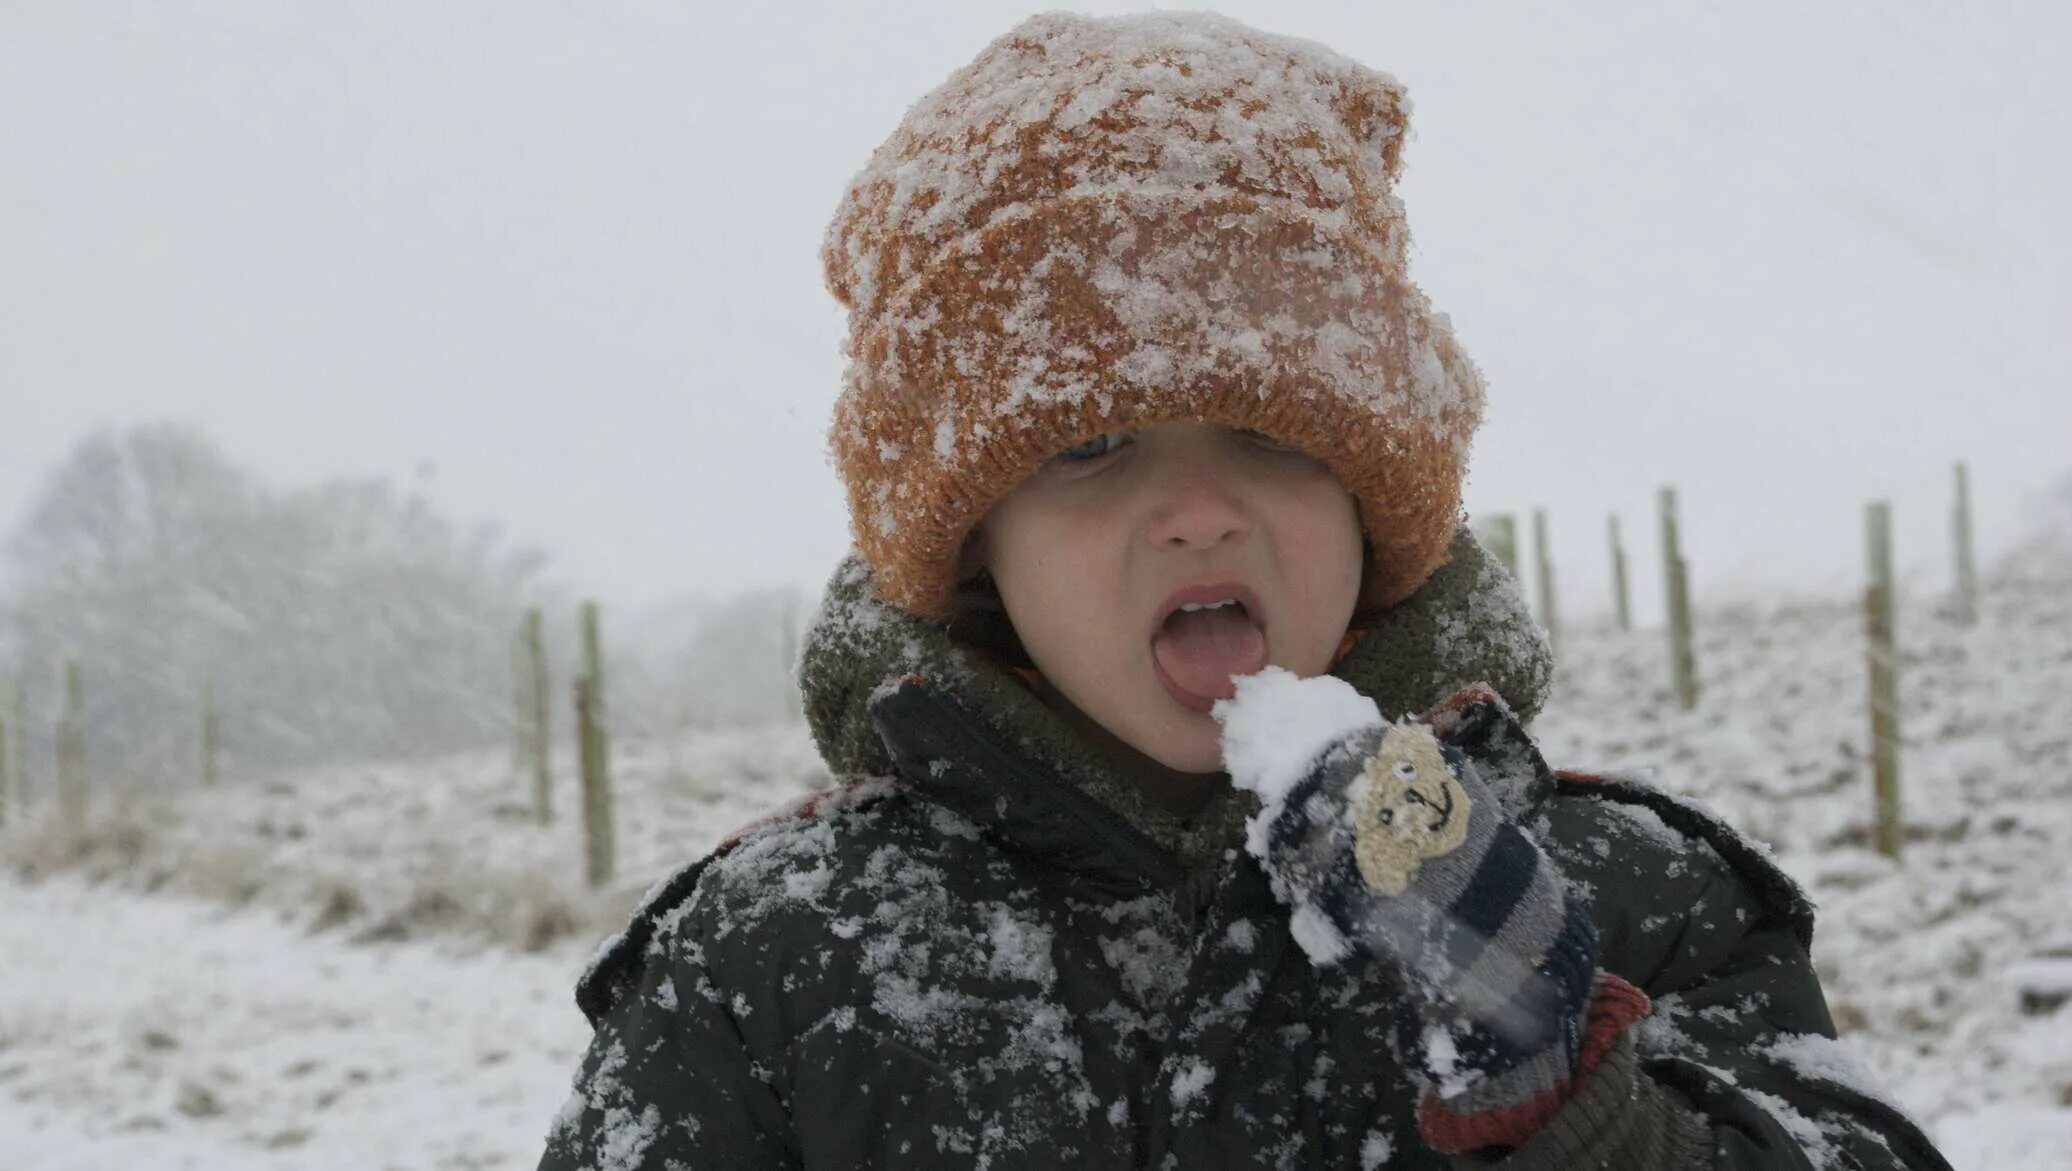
1213;666;1382;806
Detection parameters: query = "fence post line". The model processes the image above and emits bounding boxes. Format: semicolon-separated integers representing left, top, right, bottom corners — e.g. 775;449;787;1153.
10;683;25;808
200;677;219;788
0;677;15;828
1532;509;1560;653
1478;513;1519;580
57;660;84;833
1608;514;1632;632
1660;487;1699;711
510;623;528;781
0;683;10;829
1952;461;1978;627
577;601;615;888
1865;502;1903;859
524;607;551;825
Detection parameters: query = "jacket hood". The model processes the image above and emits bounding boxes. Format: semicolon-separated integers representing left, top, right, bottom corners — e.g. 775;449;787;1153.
798;524;1553;871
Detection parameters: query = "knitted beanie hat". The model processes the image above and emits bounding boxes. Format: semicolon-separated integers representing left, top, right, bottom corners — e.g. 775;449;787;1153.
824;11;1485;623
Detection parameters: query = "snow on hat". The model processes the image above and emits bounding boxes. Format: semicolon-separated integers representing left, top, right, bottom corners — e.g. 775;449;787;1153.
823;11;1485;622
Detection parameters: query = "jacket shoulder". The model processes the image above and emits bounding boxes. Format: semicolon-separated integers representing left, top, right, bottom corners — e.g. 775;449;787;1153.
574;775;930;1025
1530;771;1815;994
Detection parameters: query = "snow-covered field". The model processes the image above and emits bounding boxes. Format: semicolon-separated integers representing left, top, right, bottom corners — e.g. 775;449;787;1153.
1533;570;2072;1167
3;567;2068;1168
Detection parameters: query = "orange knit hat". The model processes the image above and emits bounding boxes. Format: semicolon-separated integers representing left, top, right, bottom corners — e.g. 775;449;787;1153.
824;12;1485;623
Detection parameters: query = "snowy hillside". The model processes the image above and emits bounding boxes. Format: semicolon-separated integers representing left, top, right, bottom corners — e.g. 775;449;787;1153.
3;566;2069;1168
1;722;830;954
1533;572;2072;1165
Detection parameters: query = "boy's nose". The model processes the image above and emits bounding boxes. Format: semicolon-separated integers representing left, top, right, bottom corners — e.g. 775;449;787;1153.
1143;446;1252;552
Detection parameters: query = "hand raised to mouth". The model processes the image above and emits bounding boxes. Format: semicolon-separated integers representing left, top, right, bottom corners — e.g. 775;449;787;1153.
1213;667;1617;1148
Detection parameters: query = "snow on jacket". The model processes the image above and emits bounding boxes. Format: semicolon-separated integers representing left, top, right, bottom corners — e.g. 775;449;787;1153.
538;531;1951;1169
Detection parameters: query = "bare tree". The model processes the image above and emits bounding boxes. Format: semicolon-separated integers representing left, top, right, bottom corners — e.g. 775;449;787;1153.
3;423;557;782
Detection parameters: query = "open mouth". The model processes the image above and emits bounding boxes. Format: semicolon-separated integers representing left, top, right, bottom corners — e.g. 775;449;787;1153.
1148;583;1269;713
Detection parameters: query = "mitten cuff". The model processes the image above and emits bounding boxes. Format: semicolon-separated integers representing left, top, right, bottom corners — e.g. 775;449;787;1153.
1418;972;1651;1155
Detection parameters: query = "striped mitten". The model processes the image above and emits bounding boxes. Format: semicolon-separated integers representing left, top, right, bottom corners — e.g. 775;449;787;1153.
1216;669;1648;1153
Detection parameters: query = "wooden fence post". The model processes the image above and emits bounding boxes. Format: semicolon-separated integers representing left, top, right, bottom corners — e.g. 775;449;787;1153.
9;683;25;808
0;683;10;829
1660;488;1699;711
1951;461;1978;627
1478;514;1519;580
1532;509;1560;652
510;624;528;780
523;607;551;825
1608;514;1632;632
577;601;615;888
57;660;84;832
200;677;219;788
0;677;16;828
1865;502;1902;859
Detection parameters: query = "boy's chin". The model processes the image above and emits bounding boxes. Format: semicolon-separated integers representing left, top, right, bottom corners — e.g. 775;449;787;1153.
1137;729;1226;777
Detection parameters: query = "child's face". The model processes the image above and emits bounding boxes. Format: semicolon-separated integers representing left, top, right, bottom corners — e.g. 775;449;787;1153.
970;421;1364;776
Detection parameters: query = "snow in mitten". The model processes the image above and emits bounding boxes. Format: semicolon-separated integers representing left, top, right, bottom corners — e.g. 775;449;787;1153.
1215;668;1649;1152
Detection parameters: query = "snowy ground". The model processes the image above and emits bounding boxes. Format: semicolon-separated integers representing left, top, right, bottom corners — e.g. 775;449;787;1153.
1533;571;2072;1167
3;569;2068;1168
0;724;829;1169
0;875;582;1170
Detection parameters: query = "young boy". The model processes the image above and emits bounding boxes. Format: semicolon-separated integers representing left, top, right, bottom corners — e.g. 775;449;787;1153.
540;13;1952;1168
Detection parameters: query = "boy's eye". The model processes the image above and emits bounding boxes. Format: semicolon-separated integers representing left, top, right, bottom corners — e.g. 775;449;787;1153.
1047;427;1293;466
1056;432;1133;462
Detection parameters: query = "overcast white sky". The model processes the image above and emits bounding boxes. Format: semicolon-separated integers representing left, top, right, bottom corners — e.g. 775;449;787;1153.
4;1;2067;622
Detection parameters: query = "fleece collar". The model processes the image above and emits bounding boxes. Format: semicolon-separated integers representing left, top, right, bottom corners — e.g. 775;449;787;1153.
798;526;1554;885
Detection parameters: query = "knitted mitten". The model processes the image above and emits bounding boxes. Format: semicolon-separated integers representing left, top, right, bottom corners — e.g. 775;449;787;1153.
1216;669;1648;1153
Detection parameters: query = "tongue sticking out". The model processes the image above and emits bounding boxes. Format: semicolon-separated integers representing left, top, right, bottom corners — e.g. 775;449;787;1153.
1152;606;1268;705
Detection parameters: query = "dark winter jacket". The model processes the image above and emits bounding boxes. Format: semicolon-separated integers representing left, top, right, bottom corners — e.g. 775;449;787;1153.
539;531;1951;1169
